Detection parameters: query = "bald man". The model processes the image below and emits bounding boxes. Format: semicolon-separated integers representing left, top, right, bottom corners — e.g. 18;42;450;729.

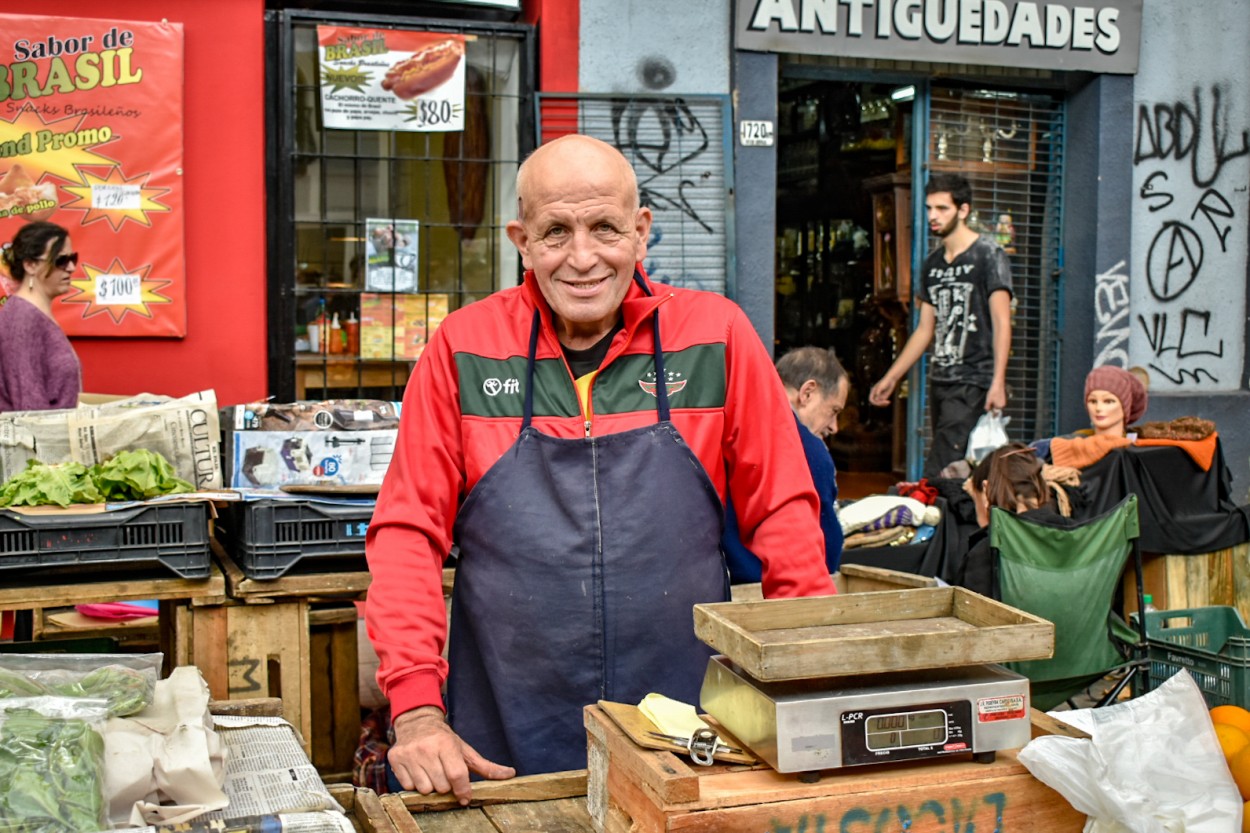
365;135;835;801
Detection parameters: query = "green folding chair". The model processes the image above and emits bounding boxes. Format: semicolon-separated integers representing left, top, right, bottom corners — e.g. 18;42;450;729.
990;494;1148;711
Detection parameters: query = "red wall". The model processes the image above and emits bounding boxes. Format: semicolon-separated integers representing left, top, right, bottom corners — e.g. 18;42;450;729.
6;0;269;406
526;0;578;91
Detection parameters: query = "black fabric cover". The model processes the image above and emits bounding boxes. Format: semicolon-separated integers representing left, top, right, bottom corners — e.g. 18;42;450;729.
1077;441;1250;554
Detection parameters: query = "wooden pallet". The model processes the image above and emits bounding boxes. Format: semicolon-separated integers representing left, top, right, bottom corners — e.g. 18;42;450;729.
583;703;1085;833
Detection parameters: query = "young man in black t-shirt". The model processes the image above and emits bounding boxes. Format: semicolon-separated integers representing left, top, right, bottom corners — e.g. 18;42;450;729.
869;173;1013;477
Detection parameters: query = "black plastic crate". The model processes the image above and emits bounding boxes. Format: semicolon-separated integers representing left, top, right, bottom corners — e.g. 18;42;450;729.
219;499;374;579
0;502;212;580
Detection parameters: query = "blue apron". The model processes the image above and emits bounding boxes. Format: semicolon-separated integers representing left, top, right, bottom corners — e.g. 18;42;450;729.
446;300;729;775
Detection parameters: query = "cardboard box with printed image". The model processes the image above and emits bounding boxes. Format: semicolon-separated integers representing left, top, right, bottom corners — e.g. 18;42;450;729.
225;429;397;488
359;292;449;361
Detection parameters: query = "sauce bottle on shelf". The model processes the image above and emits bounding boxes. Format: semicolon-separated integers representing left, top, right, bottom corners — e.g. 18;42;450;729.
329;312;343;355
345;311;360;355
309;298;328;355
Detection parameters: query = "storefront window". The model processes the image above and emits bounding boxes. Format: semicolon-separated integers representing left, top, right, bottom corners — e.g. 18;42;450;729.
267;12;534;400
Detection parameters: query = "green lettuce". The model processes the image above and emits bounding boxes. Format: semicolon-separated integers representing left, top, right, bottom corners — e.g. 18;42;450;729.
0;460;102;508
90;449;194;502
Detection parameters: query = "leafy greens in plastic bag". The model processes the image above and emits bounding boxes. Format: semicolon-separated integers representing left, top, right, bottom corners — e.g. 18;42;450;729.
0;708;107;833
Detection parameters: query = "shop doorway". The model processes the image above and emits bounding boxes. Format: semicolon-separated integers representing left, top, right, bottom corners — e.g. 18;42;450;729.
775;78;1065;484
775;79;915;481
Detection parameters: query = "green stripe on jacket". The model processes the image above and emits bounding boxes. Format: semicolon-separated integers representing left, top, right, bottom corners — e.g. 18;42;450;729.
456;343;727;418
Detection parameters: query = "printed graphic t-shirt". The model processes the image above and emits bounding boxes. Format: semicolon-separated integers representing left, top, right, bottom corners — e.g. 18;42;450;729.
916;235;1013;387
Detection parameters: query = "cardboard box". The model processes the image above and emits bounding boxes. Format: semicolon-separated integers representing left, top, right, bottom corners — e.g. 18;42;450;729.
226;429;397;488
224;400;401;432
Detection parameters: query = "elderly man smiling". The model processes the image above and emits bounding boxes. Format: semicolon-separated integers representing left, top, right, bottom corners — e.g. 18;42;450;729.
365;134;835;802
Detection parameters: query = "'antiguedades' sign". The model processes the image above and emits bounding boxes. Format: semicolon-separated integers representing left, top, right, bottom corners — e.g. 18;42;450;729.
0;13;186;337
735;0;1142;74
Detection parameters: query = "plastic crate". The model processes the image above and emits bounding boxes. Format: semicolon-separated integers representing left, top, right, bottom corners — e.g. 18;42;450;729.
1141;606;1250;707
0;502;212;580
218;499;374;579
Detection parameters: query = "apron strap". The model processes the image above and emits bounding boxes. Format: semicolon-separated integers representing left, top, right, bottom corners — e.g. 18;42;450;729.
651;310;669;423
523;308;541;430
635;270;670;424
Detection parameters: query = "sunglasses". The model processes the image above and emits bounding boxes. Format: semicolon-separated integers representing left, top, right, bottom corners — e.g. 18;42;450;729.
38;252;79;270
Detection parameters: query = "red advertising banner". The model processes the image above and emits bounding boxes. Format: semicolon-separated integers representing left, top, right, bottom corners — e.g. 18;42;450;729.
0;14;186;337
317;26;466;133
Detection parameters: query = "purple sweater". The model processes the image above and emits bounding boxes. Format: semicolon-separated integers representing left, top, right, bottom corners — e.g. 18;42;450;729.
0;295;81;412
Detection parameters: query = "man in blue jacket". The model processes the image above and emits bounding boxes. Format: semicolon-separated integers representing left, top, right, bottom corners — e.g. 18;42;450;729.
723;347;848;582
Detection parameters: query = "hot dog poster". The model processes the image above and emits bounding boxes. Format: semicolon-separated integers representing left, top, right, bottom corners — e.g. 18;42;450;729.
317;27;466;133
0;14;186;337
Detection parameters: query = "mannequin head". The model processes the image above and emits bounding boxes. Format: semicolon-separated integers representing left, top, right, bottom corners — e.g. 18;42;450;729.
1083;366;1148;438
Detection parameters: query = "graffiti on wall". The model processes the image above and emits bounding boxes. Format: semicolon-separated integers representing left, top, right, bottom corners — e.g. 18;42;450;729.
577;96;728;293
1093;259;1131;368
1130;83;1249;389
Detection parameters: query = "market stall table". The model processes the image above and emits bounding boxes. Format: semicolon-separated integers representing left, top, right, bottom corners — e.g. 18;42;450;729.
838;495;977;581
1074;442;1250;618
168;540;369;770
583;703;1085;832
1079;440;1250;555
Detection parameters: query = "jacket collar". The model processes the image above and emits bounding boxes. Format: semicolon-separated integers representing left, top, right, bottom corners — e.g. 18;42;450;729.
523;265;672;342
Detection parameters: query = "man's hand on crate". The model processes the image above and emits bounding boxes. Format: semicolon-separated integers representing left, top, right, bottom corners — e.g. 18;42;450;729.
391;705;516;804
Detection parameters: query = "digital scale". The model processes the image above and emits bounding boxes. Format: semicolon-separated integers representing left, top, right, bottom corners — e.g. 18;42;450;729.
700;655;1032;773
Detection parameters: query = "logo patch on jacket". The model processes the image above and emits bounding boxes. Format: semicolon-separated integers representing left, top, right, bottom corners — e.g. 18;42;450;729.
639;369;688;397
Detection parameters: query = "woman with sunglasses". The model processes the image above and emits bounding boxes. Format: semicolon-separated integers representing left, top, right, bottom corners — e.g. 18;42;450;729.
0;221;81;412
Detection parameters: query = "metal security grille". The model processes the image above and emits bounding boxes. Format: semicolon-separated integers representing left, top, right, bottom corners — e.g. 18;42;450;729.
267;12;535;401
920;85;1065;454
537;93;735;296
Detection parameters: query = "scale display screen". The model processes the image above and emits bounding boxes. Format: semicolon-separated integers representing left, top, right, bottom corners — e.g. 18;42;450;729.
840;699;972;765
865;710;948;750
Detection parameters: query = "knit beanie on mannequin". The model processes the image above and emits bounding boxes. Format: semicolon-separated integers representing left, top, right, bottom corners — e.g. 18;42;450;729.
1084;366;1148;425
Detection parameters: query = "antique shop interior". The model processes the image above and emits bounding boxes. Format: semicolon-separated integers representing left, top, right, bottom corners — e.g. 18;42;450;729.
772;72;1066;479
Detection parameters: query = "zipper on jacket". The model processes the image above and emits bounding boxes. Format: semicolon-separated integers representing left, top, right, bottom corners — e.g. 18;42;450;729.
584;419;592;438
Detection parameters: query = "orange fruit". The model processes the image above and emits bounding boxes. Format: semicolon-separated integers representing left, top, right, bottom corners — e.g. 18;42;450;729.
1213;705;1250;736
1243;799;1250;833
1228;744;1250;801
1216;723;1250;760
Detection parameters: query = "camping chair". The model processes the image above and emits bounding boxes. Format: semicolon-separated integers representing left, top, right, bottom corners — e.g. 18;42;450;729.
989;494;1149;711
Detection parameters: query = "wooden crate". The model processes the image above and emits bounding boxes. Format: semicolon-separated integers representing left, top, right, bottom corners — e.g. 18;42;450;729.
310;606;362;776
584;704;1085;833
380;772;591;832
730;563;938;602
1124;543;1250;622
170;598;312;752
327;785;398;833
695;586;1054;680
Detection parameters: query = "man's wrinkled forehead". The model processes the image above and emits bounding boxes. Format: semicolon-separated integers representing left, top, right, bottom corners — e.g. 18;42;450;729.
516;135;640;220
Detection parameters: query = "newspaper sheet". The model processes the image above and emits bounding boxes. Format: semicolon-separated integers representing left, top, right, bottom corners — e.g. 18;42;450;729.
0;390;222;490
120;715;352;833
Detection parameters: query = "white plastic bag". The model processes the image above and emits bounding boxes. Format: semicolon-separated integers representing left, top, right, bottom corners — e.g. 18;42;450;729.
965;409;1011;463
1017;670;1242;832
